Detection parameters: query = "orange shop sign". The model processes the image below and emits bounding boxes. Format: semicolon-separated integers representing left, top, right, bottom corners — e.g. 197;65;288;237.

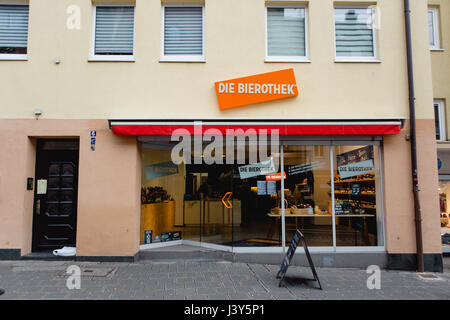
266;172;287;181
215;69;299;110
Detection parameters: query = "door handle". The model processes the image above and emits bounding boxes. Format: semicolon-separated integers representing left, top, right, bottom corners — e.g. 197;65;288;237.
221;192;233;209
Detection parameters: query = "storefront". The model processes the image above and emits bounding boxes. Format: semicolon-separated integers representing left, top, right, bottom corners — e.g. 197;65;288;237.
109;119;402;264
437;149;450;253
0;0;444;273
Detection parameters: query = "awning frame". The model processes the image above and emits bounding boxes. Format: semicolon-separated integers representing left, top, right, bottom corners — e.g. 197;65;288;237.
108;118;405;136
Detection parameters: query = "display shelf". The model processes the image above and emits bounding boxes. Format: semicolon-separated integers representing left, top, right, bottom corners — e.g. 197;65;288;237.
330;178;375;184
335;199;376;210
332;191;376;196
332;173;377;216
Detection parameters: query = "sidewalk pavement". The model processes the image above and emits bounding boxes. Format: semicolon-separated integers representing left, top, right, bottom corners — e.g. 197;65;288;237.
0;258;449;300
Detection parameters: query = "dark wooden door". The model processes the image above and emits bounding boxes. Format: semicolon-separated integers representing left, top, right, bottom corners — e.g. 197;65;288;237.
32;140;79;252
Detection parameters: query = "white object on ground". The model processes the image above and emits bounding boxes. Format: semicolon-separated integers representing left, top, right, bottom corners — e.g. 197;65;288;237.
53;247;76;257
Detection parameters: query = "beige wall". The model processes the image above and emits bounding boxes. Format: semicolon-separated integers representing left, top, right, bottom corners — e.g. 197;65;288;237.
383;120;442;254
429;0;450;137
0;119;141;257
0;131;35;253
0;0;434;120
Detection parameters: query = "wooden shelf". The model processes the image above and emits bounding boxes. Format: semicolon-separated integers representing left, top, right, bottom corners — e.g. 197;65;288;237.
331;191;376;196
328;178;375;185
268;213;375;218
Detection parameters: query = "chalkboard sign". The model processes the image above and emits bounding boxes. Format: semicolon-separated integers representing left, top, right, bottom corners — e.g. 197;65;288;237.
276;230;322;290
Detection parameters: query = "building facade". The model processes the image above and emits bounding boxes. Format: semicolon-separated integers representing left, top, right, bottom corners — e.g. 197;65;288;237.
0;0;444;271
429;0;450;255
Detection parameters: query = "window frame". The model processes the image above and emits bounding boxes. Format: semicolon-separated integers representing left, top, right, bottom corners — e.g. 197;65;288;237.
0;3;29;61
264;4;310;63
333;4;380;63
89;3;136;62
160;4;205;63
428;7;442;51
435;99;446;141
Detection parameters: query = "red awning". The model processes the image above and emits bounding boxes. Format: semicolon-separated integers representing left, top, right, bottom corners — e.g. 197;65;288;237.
109;120;402;136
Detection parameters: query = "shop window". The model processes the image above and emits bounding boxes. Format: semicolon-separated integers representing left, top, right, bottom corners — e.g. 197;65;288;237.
161;5;204;62
334;6;377;61
140;141;282;247
139;140;384;249
438;181;450;250
283;145;333;246
333;145;383;247
428;7;441;50
434;100;446;141
266;6;309;62
91;5;135;61
0;4;29;60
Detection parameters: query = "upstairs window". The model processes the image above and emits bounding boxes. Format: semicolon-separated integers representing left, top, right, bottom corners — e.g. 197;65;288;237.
0;4;29;59
428;7;441;50
435;100;446;141
92;5;135;60
334;6;377;61
161;6;204;62
266;6;308;62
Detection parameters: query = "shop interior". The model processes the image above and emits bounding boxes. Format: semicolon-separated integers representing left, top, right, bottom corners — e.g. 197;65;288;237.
438;181;450;251
139;139;383;248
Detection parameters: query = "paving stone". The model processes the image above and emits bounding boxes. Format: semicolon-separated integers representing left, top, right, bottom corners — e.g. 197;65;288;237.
197;287;220;295
0;259;448;300
175;288;197;296
272;292;296;300
227;292;251;300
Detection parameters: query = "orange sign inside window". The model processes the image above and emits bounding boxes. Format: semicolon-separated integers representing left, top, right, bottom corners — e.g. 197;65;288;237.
266;172;287;181
215;69;299;110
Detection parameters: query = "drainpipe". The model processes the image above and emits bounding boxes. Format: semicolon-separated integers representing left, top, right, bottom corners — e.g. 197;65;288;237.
404;0;424;272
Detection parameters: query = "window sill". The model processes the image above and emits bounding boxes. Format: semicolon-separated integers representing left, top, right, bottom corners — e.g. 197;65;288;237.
88;55;135;62
159;56;206;63
265;57;311;63
431;48;445;52
335;58;381;63
0;54;28;61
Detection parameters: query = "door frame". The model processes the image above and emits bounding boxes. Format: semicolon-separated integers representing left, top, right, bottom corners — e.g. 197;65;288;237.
31;138;80;252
